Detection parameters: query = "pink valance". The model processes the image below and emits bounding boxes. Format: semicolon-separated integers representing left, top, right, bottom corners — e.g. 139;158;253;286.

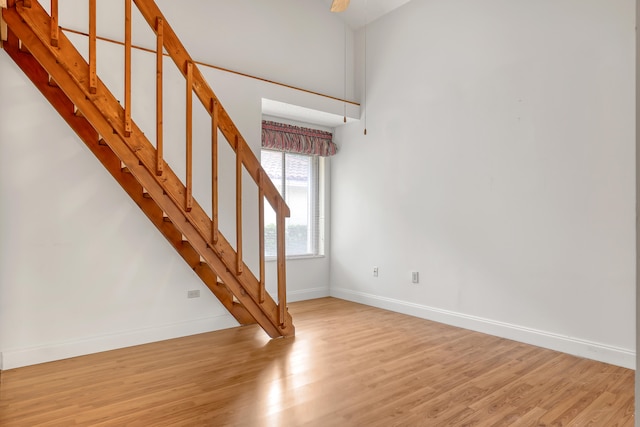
262;120;337;157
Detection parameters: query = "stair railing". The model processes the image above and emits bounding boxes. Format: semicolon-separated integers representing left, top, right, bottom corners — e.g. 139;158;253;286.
24;0;291;328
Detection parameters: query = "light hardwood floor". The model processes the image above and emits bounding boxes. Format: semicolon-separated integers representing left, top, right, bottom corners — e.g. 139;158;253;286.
0;297;634;426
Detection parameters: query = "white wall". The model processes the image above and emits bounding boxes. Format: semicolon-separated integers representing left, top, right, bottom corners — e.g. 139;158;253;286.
0;0;350;369
4;0;633;372
155;0;352;101
331;0;636;368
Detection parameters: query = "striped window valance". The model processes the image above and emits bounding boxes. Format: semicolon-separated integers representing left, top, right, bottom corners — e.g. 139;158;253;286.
262;120;337;157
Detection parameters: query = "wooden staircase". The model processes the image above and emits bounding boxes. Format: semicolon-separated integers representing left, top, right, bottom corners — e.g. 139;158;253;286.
1;0;294;338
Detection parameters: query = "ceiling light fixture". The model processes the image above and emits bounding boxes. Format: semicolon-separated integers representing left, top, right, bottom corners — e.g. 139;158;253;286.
330;0;350;13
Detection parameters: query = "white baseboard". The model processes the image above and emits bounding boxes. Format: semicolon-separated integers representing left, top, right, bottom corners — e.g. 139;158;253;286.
1;314;239;370
0;288;328;371
288;286;330;302
330;287;635;370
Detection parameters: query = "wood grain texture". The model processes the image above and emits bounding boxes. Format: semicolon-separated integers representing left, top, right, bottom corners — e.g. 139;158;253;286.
259;170;266;303
0;298;633;426
185;59;193;212
49;0;57;46
4;0;294;337
211;98;219;245
155;16;163;175
123;0;132;135
132;0;289;219
236;135;243;275
88;0;96;93
1;25;256;327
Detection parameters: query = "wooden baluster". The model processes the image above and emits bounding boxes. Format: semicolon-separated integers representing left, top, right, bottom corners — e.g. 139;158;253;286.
185;60;193;212
23;0;31;8
1;13;7;42
211;98;218;244
258;171;265;303
277;198;286;326
235;136;243;275
124;0;132;136
88;0;96;94
50;0;58;47
155;17;163;175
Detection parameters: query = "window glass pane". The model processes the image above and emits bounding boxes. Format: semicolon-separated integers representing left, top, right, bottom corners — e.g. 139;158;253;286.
261;149;320;258
261;150;282;257
261;150;283;194
285;154;312;256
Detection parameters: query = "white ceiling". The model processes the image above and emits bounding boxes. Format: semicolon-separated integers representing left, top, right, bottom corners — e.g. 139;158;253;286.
321;0;413;29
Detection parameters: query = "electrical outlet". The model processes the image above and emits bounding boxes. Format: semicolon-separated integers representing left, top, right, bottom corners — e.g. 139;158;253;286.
373;267;379;277
411;272;419;284
187;290;200;298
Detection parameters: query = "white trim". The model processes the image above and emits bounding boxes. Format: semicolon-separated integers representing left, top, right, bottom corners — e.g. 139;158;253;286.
330;287;635;370
288;286;329;302
1;314;239;370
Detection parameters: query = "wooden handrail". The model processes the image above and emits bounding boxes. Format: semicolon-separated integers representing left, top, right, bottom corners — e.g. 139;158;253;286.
132;0;291;322
133;0;289;322
29;0;292;334
132;0;289;218
57;26;359;108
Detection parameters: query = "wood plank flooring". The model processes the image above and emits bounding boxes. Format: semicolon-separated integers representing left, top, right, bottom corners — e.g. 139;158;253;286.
0;297;634;426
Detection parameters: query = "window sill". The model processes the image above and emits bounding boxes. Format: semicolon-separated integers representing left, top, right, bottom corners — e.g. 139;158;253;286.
265;254;326;262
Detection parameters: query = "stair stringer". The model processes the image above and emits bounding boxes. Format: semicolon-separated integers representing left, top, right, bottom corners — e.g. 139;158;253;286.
2;1;294;338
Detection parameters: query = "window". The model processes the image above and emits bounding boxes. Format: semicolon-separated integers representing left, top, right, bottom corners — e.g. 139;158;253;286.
261;150;324;258
260;119;335;258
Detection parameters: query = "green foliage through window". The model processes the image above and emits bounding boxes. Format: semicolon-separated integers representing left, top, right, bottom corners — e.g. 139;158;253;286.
261;149;322;258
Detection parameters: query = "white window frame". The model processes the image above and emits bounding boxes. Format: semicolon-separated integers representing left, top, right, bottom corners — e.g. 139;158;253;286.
261;149;325;259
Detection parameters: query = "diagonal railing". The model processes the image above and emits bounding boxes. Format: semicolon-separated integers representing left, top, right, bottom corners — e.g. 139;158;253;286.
3;0;293;336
